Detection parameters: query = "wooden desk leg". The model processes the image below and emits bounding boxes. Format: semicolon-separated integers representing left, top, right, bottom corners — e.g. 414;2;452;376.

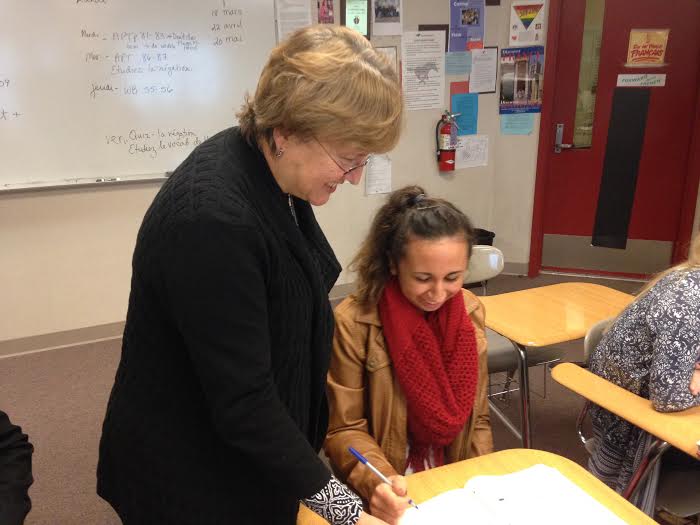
622;439;669;500
513;341;532;449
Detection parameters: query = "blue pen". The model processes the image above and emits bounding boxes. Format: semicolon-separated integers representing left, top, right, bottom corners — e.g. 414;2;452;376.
348;447;419;510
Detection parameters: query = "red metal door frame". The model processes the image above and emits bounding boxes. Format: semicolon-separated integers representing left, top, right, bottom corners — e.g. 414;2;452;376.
528;0;700;277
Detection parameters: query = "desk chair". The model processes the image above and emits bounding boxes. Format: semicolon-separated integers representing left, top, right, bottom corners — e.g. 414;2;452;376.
465;244;504;295
465;246;564;444
564;322;700;522
575;317;612;450
481;284;633;448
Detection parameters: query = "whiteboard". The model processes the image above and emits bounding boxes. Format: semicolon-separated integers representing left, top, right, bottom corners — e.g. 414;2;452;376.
0;0;276;190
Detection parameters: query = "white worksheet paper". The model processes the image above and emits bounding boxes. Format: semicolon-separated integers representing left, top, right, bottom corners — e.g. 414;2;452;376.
400;464;629;525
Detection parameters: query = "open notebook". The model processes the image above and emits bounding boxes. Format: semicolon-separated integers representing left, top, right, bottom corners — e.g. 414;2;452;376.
399;464;629;525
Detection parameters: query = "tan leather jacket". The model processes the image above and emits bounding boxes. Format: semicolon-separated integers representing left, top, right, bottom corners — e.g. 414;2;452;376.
324;289;493;501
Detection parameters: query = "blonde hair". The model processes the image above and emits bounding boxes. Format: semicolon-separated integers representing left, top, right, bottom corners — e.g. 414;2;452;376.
634;233;700;299
237;25;403;154
351;186;474;308
603;234;700;332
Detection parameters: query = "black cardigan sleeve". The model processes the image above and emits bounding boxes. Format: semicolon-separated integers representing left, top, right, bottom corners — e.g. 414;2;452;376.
0;410;33;525
163;216;331;500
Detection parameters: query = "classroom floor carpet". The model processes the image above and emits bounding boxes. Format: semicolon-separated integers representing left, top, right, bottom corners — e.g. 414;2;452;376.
1;273;652;524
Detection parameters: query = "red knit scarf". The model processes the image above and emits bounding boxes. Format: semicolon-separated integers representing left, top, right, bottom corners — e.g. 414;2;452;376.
378;278;479;472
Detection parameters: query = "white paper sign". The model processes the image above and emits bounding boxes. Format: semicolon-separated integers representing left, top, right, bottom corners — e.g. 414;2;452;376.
275;0;312;42
365;154;392;195
469;47;498;93
402;31;446;111
617;73;666;87
456;135;488;169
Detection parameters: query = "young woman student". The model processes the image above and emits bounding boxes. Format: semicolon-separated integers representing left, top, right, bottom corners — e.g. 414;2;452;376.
324;186;494;524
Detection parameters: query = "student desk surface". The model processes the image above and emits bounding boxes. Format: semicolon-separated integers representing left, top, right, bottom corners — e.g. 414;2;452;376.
478;282;634;347
477;282;634;448
552;362;700;459
296;449;655;524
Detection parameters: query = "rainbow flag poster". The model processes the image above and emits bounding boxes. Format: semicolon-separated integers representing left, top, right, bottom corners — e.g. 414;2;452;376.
509;1;546;46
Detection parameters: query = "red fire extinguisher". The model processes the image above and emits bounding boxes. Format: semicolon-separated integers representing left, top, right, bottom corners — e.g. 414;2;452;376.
436;111;460;172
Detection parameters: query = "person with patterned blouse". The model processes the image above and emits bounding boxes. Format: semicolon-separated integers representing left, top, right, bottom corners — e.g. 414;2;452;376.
588;233;700;514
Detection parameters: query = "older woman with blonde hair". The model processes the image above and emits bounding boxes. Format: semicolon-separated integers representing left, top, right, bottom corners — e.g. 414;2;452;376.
588;233;700;513
98;25;403;525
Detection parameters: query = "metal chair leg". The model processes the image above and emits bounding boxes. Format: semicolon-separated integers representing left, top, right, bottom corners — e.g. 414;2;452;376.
622;439;670;500
488;399;522;443
576;400;591;446
513;341;532;448
497;369;516;403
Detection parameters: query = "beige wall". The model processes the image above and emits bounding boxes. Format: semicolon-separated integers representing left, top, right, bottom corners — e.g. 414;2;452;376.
19;0;698;343
0;185;160;341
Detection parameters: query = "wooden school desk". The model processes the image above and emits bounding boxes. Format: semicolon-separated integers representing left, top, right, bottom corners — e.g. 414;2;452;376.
296;449;656;524
552;362;700;498
479;283;634;448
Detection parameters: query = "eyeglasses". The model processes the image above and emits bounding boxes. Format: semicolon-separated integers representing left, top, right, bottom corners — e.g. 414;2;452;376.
315;138;371;177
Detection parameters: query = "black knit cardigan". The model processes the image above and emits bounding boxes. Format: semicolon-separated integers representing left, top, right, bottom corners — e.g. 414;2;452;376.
97;127;341;524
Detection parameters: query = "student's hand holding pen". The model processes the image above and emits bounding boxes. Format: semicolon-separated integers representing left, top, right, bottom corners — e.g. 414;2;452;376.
369;474;412;525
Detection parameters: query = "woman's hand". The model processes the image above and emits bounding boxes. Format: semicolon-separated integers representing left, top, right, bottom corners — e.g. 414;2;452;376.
368;475;412;525
690;362;700;396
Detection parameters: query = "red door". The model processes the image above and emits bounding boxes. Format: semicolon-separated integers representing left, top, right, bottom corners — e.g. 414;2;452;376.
532;0;700;277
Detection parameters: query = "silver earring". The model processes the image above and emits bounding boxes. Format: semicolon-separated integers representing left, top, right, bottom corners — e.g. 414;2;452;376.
275;148;284;158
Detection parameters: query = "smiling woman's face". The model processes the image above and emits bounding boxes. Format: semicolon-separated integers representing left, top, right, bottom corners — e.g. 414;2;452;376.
393;235;469;312
272;132;369;206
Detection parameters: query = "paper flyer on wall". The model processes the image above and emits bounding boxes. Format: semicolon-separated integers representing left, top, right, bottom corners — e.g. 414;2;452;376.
418;24;450;52
345;0;369;36
451;93;478;135
449;0;485;51
446;51;472;75
626;29;669;66
499;46;544;114
469;47;498;93
501;113;534;134
509;1;546;45
365;154;392;195
373;0;402;36
402;31;446;111
317;0;334;24
275;0;312;42
455;135;488;169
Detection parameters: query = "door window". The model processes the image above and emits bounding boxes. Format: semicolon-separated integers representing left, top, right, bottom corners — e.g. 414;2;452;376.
573;0;605;147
